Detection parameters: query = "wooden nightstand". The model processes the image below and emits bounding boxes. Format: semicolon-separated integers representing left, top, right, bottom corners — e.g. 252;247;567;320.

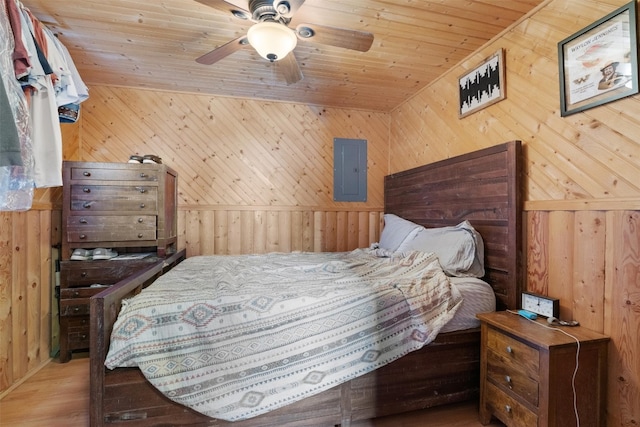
477;311;609;427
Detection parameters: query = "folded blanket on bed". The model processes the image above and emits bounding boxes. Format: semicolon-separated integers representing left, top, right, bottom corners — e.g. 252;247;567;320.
105;248;462;421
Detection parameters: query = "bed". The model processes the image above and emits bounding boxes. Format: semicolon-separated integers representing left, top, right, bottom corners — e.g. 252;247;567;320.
89;140;523;426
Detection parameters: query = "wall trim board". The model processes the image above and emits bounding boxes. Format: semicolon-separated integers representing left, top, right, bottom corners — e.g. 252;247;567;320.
525;198;640;211
179;205;384;212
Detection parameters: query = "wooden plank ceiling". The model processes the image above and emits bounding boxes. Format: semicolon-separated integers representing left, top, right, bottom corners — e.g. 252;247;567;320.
21;0;546;112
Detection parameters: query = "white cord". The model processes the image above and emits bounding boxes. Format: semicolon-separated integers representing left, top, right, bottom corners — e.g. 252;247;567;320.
505;310;581;427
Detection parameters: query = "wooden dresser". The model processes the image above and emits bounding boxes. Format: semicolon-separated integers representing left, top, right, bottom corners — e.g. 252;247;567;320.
477;311;609;427
59;161;178;362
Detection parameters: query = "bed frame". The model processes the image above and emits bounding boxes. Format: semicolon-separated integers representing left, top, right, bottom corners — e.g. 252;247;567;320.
90;140;523;426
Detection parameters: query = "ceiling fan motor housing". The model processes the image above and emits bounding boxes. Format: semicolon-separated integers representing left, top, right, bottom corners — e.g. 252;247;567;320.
249;0;290;23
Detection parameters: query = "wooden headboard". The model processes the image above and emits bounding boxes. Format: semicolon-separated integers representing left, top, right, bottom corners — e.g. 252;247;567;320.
384;140;523;310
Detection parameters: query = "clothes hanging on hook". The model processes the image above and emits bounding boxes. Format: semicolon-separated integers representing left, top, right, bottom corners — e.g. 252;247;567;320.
0;0;33;210
1;0;89;210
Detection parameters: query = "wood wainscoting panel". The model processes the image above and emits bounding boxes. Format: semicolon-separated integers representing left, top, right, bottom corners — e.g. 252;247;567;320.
525;207;640;427
605;210;640;427
0;210;53;395
178;208;383;257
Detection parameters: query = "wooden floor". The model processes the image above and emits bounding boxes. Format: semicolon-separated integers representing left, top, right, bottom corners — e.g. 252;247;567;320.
0;356;505;426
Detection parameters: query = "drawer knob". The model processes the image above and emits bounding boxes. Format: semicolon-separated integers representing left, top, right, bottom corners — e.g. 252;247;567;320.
139;188;146;193
138;233;144;238
73;291;79;297
138;217;144;223
74;307;80;313
505;405;512;413
140;173;147;178
79;218;88;224
81;272;87;277
83;187;91;193
505;375;512;388
506;346;512;354
79;234;87;239
82;171;91;177
140;203;146;208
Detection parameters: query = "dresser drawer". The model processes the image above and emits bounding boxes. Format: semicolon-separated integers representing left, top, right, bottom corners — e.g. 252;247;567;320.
487;350;539;406
70;185;157;211
67;228;157;243
66;215;157;243
60;285;110;299
59;316;91;359
70;165;160;182
60;299;91;317
65;316;90;349
67;215;157;229
60;259;159;286
485;381;538;427
486;327;539;380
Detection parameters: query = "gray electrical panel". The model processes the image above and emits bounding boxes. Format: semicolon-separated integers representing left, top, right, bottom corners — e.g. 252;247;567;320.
333;138;367;202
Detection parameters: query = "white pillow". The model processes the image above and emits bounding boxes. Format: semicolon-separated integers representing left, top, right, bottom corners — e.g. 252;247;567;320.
458;220;485;278
397;220;484;277
379;214;424;252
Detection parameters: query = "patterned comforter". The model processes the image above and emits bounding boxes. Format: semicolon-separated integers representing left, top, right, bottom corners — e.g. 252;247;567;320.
105;248;462;421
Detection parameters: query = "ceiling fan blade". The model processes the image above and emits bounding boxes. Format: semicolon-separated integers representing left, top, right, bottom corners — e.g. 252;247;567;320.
196;36;248;65
273;0;305;19
222;0;250;11
193;0;249;16
296;23;373;52
278;53;303;85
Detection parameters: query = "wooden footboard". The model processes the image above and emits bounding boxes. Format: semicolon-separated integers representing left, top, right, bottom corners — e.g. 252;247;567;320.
90;250;186;427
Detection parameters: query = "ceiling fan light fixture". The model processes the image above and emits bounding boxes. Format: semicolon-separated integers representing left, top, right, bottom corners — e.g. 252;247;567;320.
247;21;297;62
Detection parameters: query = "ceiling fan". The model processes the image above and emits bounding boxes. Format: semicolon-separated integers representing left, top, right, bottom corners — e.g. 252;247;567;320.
194;0;374;84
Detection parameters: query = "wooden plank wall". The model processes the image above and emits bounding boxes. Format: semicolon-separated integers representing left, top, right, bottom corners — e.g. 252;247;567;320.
0;209;54;395
525;204;640;426
2;1;639;423
387;0;640;423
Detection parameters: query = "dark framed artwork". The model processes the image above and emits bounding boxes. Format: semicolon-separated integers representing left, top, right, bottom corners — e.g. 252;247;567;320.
458;48;505;118
558;0;639;116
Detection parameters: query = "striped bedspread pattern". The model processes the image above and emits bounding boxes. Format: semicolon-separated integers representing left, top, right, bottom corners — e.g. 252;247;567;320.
105;248;462;421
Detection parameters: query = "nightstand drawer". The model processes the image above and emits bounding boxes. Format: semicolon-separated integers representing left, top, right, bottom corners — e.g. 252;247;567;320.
487;351;539;406
485;381;537;427
486;327;539;379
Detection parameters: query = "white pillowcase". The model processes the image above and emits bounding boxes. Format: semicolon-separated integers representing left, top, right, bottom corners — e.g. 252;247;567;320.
378;214;423;252
397;220;485;278
459;221;485;278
